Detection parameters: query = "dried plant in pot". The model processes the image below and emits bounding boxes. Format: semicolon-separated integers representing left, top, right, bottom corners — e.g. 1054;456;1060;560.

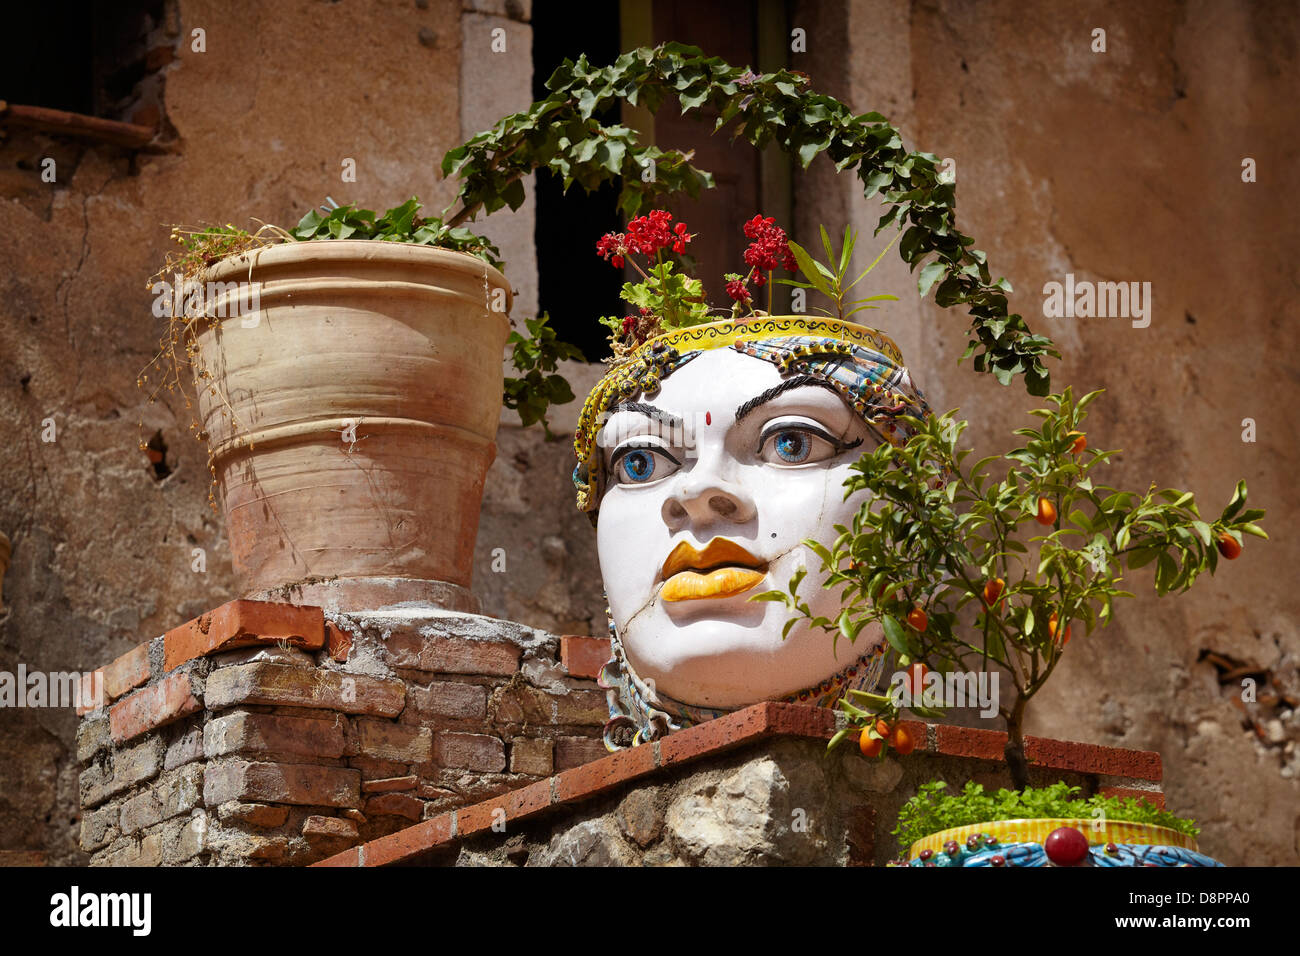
143;200;512;609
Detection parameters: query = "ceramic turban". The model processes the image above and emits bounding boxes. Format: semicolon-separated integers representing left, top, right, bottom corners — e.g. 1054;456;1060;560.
571;316;934;519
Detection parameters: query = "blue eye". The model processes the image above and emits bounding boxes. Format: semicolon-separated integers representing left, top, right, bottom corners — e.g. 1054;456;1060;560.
611;444;681;485
758;422;863;466
773;430;810;463
622;450;656;482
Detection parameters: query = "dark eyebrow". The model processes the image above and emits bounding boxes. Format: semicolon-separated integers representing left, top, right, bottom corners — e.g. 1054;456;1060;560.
609;401;683;430
734;375;842;423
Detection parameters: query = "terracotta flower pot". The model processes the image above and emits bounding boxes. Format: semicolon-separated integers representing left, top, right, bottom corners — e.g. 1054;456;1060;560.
193;240;511;607
905;818;1222;867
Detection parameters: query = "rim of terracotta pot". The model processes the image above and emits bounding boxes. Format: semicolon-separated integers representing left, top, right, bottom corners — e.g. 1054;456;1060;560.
907;817;1200;860
204;237;511;308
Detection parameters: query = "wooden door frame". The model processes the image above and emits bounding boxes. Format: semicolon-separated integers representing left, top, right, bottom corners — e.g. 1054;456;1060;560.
618;0;792;227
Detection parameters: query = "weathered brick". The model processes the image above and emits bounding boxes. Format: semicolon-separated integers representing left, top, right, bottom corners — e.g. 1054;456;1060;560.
80;802;120;852
1025;736;1163;782
163;812;207;863
349;755;410;780
102;643;151;700
109;670;202;744
203;760;360;808
364;792;425;821
118;789;163;836
388;634;520;676
494;684;606;727
204;662;405;716
303;815;358;839
76;714;110;763
163;725;205;770
217;802;289;828
80;737;163;808
209;645;316;668
204;711;346;760
560;635;611;680
326;621;353;663
554;735;608;771
354;720;432;763
349;813;453;867
95;831;162;868
119;764;204;836
409;680;487;719
435;732;505;772
362;775;418;794
164;599;325;671
934;724;1009;762
247;838;292;862
509;737;553;776
554;744;656;803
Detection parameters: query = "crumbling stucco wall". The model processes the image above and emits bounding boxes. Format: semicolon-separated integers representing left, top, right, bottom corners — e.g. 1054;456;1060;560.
0;0;494;863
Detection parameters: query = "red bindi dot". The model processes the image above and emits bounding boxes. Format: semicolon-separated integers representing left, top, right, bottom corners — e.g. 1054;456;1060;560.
706;411;711;425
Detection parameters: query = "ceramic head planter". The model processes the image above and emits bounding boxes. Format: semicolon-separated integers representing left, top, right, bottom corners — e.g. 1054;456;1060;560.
573;317;933;748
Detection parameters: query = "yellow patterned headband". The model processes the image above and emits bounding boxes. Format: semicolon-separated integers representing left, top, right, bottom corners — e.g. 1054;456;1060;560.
572;316;932;517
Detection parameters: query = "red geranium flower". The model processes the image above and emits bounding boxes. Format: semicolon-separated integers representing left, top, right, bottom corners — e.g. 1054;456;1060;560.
742;214;797;275
725;278;751;302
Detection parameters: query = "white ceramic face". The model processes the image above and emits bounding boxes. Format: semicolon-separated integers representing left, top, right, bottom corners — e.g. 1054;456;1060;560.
595;347;885;709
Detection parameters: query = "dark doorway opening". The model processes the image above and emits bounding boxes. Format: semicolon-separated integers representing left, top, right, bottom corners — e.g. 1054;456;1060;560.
531;4;624;362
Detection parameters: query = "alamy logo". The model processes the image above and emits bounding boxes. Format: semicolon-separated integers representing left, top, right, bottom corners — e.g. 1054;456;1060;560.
0;664;102;710
150;273;262;327
887;669;1000;719
49;886;151;936
1042;273;1152;328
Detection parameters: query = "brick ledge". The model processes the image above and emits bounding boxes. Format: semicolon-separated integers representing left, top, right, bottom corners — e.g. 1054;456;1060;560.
315;701;1163;867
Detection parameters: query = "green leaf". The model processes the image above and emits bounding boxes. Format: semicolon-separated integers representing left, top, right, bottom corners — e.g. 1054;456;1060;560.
881;614;911;656
786;240;835;298
917;261;946;298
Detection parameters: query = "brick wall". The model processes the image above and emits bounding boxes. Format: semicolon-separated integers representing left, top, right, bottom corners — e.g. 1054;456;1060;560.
75;599;610;866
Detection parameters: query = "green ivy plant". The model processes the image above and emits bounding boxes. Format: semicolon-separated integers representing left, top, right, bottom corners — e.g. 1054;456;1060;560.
504;315;585;437
893;780;1199;854
289;197;503;268
439;42;1059;395
758;388;1266;788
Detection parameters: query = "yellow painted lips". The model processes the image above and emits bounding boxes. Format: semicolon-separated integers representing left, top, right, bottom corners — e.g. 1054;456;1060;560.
660;538;768;602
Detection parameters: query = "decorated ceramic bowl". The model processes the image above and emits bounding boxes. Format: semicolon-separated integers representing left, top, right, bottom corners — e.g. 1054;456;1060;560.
904;818;1222;867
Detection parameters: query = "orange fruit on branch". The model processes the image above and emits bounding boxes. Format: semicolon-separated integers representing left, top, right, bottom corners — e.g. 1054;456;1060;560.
858;728;883;757
1067;431;1087;454
889;724;916;756
1048;611;1071;646
982;577;1005;610
906;606;929;632
1216;532;1242;560
904;662;928;700
1036;497;1057;525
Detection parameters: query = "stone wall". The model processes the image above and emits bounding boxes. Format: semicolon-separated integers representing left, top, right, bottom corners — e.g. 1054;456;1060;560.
75;598;608;865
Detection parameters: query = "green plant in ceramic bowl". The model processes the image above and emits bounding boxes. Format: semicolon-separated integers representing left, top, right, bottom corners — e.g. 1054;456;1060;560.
894;780;1217;868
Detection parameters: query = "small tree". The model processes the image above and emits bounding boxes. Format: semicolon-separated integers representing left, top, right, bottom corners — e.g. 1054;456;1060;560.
760;388;1266;789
